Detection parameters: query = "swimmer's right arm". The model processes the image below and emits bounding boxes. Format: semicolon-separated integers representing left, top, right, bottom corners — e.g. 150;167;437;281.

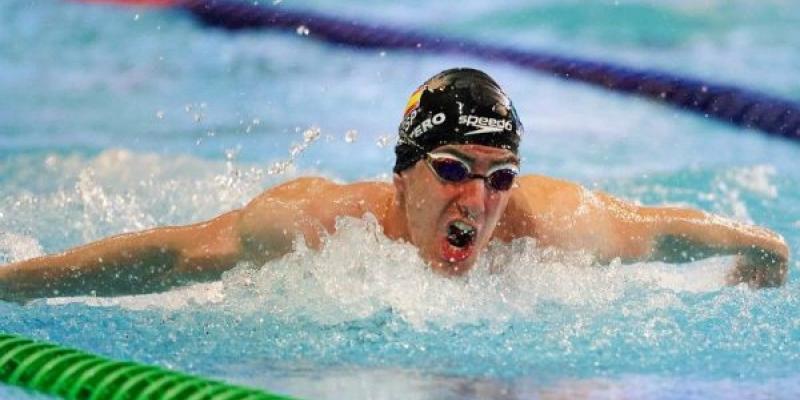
0;210;244;303
0;179;331;303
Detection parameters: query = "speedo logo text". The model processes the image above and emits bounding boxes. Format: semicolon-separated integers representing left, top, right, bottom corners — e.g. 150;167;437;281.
458;115;513;135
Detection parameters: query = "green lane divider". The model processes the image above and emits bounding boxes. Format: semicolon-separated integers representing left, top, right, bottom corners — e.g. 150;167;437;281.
0;333;296;400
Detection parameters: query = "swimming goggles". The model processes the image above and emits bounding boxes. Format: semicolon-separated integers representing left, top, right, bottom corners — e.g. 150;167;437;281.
425;152;518;191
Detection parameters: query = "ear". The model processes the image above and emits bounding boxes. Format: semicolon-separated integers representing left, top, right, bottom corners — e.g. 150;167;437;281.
393;172;406;205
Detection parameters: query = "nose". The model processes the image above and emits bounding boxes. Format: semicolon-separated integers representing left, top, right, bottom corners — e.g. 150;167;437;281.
456;178;487;219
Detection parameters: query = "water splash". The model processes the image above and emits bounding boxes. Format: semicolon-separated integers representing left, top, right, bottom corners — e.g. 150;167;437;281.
0;232;43;264
213;216;733;330
30;212;736;330
1;154;797;398
268;127;322;175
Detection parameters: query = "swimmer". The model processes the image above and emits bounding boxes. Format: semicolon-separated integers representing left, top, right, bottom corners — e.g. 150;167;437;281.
0;68;789;302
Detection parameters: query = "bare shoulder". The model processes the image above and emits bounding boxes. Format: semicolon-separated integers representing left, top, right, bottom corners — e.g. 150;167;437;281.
500;174;624;250
251;176;391;202
256;176;338;199
236;177;395;256
244;176;394;223
509;174;590;215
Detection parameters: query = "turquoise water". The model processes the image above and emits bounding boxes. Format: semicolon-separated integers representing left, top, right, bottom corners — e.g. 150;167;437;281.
2;0;800;399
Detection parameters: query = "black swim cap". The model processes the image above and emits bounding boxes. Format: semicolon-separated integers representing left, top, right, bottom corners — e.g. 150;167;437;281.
394;68;523;173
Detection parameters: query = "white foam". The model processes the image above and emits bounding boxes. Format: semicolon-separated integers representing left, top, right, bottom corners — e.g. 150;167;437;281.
45;281;224;310
0;232;44;264
727;165;778;199
214;215;733;329
44;214;734;326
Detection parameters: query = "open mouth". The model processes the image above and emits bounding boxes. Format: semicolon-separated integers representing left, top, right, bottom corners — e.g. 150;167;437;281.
446;220;477;248
439;220;478;266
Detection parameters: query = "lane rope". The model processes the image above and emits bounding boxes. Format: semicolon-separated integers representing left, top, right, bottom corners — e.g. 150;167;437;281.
0;333;296;400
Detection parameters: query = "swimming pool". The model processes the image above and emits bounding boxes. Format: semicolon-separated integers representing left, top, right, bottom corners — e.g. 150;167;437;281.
2;0;799;398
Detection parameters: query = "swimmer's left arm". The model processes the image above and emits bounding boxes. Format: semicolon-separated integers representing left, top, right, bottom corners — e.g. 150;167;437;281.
600;194;789;288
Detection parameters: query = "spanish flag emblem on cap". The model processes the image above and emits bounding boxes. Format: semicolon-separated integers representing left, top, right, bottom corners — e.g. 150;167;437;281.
403;86;424;116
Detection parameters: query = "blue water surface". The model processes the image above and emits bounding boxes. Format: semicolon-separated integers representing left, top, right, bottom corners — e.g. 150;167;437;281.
1;0;800;399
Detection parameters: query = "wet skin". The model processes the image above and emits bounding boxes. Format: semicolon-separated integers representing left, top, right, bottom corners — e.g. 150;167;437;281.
0;144;790;302
392;144;518;274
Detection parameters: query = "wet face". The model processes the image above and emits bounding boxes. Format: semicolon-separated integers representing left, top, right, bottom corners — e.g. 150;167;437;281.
393;144;519;275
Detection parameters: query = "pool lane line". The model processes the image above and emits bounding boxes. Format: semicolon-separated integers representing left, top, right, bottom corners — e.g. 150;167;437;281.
0;333;297;400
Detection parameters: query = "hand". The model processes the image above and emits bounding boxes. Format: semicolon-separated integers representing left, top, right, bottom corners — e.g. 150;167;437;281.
726;248;788;288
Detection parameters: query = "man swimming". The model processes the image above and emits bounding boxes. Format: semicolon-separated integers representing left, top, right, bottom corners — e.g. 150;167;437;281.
0;68;789;303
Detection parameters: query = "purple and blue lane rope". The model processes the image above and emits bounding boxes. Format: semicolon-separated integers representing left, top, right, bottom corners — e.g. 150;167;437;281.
180;0;800;141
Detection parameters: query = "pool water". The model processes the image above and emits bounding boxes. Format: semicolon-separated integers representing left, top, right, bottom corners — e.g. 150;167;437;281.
2;0;800;399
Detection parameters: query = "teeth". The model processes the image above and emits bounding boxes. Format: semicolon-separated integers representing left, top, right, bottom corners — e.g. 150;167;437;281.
447;221;476;248
453;220;473;231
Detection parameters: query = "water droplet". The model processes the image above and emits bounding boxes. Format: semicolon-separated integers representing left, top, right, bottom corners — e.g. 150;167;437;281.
267;161;291;175
289;144;303;157
303;127;321;143
376;135;391;148
296;25;310;36
133;14;140;21
345;129;358;143
155;110;165;119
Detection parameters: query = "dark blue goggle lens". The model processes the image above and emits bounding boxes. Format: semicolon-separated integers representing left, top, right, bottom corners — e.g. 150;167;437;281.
429;157;470;182
429;157;516;191
486;169;516;191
